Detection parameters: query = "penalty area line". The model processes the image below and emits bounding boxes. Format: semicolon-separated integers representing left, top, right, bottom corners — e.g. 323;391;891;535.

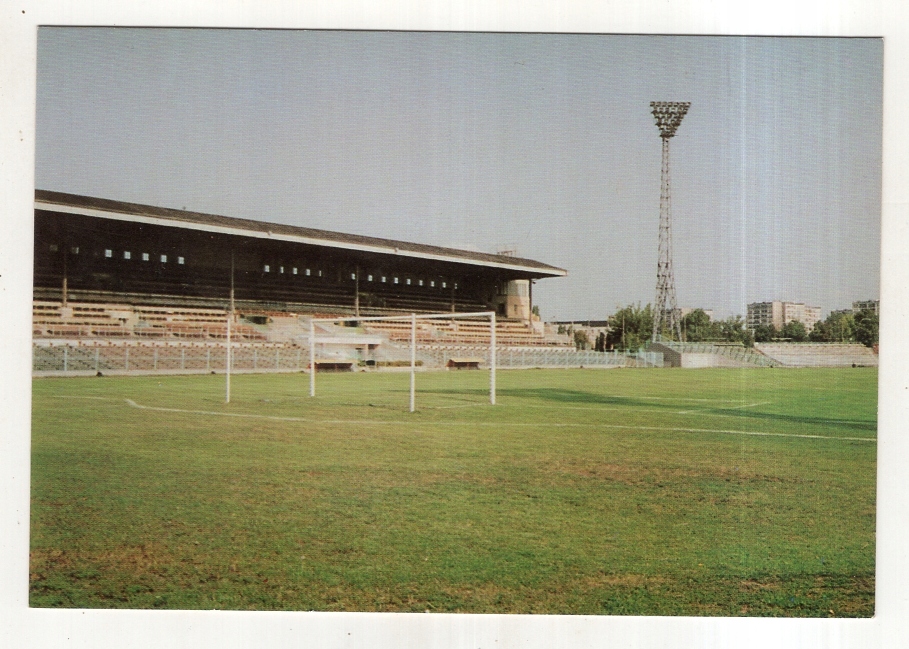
676;401;772;415
116;398;875;443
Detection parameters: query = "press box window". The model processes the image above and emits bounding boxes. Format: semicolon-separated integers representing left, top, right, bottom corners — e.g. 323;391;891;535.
178;257;185;265
142;253;149;261
49;244;58;252
160;255;167;263
104;249;113;258
263;265;270;273
123;251;131;260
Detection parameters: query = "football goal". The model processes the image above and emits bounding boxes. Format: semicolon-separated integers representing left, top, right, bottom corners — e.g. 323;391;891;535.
308;311;497;412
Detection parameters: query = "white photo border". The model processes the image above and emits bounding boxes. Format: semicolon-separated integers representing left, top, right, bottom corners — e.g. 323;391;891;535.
1;2;903;648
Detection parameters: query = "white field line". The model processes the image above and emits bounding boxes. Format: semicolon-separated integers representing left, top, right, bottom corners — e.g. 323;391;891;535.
104;397;874;443
57;394;877;442
517;402;767;415
605;395;755;403
55;395;112;400
523;402;870;428
676;401;772;415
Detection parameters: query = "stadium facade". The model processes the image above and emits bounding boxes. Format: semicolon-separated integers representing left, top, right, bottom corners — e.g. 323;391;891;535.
34;191;566;319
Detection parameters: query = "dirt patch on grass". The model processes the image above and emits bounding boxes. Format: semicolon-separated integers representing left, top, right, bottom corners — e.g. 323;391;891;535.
582;572;667;588
539;458;800;487
441;583;508;600
31;543;177;582
30;541;250;607
338;469;503;490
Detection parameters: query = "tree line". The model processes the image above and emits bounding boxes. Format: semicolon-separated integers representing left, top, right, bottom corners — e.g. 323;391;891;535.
600;305;755;352
753;309;878;347
562;305;879;352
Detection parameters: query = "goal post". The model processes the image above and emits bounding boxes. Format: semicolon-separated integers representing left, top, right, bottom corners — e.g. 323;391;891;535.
308;310;497;411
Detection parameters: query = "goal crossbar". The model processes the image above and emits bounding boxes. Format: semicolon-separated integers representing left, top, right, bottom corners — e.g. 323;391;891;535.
308;311;497;411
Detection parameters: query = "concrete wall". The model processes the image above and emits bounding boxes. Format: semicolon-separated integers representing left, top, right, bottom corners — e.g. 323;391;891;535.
649;342;758;368
679;353;747;368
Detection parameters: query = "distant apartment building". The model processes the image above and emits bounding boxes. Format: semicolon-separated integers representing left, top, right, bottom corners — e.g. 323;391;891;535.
852;299;880;315
746;301;822;333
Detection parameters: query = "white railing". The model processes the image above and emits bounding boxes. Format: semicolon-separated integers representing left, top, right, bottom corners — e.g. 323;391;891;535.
33;342;663;374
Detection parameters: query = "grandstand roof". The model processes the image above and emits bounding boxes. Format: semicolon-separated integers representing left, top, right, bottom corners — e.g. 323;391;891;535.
35;190;567;278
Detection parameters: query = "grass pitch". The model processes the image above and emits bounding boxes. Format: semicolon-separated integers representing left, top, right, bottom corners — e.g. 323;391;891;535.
30;367;876;615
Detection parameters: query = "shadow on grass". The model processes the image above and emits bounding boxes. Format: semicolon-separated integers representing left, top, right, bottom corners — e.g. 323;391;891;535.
416;387;877;432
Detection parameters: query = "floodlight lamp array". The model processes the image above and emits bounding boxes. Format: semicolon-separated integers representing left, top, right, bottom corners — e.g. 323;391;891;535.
650;101;690;139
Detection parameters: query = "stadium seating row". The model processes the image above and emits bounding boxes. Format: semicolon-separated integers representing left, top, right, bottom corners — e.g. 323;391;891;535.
362;318;557;346
33;301;266;341
754;343;878;367
33;300;562;348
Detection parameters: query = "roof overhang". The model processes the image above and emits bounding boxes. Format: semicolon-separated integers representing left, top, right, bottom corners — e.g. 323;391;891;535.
35;193;567;279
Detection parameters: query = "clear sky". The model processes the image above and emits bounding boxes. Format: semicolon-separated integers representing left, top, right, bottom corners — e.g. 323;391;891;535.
35;29;882;321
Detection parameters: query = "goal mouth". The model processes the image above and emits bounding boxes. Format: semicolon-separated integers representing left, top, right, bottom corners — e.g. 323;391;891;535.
308;311;498;412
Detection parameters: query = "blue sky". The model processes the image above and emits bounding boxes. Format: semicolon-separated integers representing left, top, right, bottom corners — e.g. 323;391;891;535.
36;29;882;321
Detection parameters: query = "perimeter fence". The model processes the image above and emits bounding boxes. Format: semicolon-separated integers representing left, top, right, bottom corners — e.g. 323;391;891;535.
33;342;663;375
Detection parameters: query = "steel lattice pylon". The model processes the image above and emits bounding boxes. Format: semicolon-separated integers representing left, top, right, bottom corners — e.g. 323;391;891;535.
650;101;690;342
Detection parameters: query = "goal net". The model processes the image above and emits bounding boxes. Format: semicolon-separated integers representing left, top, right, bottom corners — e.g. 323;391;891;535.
308;311;497;411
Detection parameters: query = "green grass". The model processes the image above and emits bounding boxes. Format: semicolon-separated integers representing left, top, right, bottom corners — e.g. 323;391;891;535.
29;367;877;615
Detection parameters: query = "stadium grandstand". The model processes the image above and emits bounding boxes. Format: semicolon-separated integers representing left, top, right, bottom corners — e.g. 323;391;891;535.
34;190;566;318
34;191;666;374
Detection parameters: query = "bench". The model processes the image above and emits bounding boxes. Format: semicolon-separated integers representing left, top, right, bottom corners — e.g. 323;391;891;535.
447;357;484;370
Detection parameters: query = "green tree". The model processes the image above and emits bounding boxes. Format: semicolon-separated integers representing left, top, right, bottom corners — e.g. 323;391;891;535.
605;303;653;353
780;320;808;342
718;315;751;346
595;331;606;352
809;311;854;343
573;329;590;350
829;311;855;342
853;309;879;348
681;309;714;342
808;319;831;342
741;327;756;348
753;324;776;343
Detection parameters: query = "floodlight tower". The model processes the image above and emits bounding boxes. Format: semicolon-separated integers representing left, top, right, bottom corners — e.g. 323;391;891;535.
650;101;690;342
